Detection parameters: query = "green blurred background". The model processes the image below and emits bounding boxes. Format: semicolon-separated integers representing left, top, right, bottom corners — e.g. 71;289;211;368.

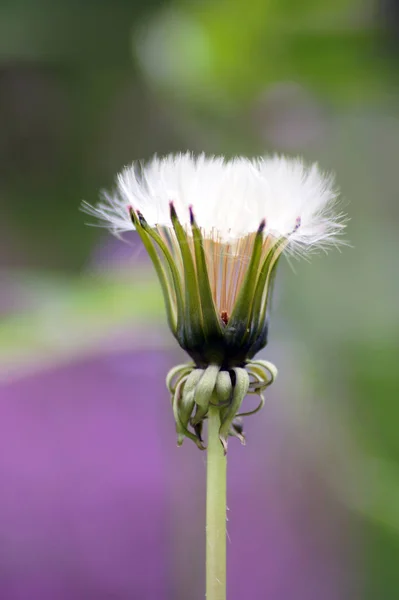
1;0;399;597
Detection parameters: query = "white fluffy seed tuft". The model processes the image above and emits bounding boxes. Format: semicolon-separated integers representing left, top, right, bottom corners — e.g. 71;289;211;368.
82;152;346;253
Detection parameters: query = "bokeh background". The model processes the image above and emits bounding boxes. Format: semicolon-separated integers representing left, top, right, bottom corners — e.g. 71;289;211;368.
1;0;399;598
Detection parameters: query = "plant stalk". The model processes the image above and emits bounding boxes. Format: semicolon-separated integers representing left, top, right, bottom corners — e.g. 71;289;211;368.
206;404;227;600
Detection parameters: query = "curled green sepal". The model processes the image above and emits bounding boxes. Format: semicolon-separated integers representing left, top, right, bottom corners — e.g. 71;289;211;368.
246;359;278;391
172;375;205;450
170;202;203;344
191;364;220;426
229;418;246;445
166;363;194;396
215;370;232;404
189;206;223;339
181;368;203;407
226;219;266;338
236;392;265;418
219;367;249;454
177;385;196;443
129;207;177;334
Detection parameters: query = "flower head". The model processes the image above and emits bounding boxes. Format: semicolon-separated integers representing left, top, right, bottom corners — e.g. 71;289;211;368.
83;153;344;364
83;152;346;449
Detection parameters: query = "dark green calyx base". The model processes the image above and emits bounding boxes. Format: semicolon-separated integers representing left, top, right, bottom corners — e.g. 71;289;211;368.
173;319;270;371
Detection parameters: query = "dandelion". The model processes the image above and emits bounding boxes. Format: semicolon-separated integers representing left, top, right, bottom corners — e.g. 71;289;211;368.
82;152;346;600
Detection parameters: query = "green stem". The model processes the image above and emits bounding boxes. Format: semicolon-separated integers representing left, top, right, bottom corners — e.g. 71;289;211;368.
206;404;227;600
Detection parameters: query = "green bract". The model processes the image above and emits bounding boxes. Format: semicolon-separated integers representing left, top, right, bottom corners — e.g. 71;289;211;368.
130;204;285;369
167;359;277;452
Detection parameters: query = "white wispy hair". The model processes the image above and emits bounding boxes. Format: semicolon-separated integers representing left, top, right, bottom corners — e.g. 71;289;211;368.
82;152;346;253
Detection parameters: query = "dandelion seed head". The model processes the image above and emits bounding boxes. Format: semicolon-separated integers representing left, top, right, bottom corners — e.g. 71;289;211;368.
83;152;346;254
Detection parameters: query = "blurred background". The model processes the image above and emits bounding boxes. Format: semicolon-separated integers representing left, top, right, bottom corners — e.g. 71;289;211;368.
1;0;399;598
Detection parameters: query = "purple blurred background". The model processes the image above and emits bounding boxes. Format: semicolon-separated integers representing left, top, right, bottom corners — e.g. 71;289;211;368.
0;344;357;599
